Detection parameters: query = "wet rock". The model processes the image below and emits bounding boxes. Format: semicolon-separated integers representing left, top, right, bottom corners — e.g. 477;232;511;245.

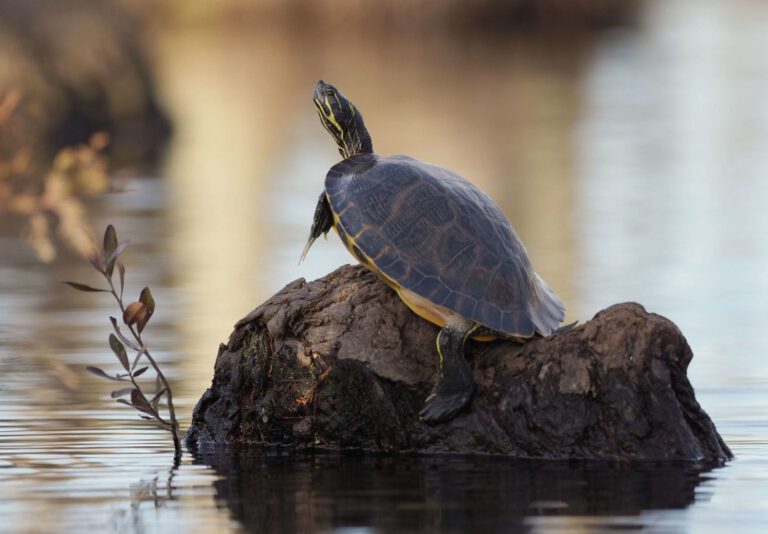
186;264;731;462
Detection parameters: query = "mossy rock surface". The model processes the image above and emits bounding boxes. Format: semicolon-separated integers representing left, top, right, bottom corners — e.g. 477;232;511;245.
186;264;731;462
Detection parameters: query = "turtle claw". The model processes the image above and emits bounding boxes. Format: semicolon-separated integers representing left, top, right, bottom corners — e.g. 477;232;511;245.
554;320;578;334
419;388;475;424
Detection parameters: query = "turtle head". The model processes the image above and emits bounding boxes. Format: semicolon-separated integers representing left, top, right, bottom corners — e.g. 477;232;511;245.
313;80;373;159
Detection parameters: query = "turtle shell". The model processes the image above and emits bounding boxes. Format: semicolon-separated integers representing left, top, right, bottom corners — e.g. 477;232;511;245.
325;153;565;337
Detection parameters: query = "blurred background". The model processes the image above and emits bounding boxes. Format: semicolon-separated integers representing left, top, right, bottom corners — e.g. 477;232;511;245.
1;0;766;532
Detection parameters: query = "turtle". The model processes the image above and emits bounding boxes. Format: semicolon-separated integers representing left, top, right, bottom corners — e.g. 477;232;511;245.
302;80;567;423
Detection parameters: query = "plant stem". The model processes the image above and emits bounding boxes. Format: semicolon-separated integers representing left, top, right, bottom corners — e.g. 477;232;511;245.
104;272;182;460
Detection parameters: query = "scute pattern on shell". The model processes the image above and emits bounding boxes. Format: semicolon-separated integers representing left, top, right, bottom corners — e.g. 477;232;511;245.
326;154;565;336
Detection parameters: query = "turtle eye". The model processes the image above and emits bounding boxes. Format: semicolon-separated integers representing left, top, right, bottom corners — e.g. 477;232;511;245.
324;88;335;96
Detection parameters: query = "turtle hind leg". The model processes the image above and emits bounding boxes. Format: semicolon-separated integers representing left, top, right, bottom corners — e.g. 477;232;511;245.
419;317;477;423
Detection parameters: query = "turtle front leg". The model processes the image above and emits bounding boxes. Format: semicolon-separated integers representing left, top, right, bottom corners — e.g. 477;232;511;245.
300;192;334;262
420;316;477;423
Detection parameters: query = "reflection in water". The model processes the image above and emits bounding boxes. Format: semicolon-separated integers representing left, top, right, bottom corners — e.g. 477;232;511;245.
198;448;714;533
575;0;768;387
110;466;176;532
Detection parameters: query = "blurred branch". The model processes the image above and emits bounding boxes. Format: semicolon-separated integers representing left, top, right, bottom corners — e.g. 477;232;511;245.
0;90;109;262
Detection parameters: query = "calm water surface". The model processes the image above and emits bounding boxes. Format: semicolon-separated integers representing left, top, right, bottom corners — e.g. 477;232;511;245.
1;0;767;532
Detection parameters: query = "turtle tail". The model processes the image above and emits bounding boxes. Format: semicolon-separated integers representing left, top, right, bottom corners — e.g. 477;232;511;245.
529;273;567;336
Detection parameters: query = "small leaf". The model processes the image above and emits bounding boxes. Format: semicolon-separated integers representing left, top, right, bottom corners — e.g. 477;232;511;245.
149;388;167;409
106;241;130;276
117;261;126;298
103;226;118;277
130;351;143;372
63;281;108;293
88;251;105;273
139;287;155;314
110;387;136;398
103;225;118;259
131;389;155;414
86;366;126;382
86;366;109;378
132;366;149;378
116;398;156;418
109;316;140;351
109;334;130;371
138;287;155;333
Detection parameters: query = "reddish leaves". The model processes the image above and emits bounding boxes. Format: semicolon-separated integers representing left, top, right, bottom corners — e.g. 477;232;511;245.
63;281;108;293
123;287;155;333
66;224;180;459
86;366;126;382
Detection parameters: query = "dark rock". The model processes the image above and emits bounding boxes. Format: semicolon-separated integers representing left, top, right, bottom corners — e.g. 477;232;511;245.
186;264;731;462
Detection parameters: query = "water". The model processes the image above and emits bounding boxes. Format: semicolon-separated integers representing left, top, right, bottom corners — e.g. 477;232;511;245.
1;0;767;532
